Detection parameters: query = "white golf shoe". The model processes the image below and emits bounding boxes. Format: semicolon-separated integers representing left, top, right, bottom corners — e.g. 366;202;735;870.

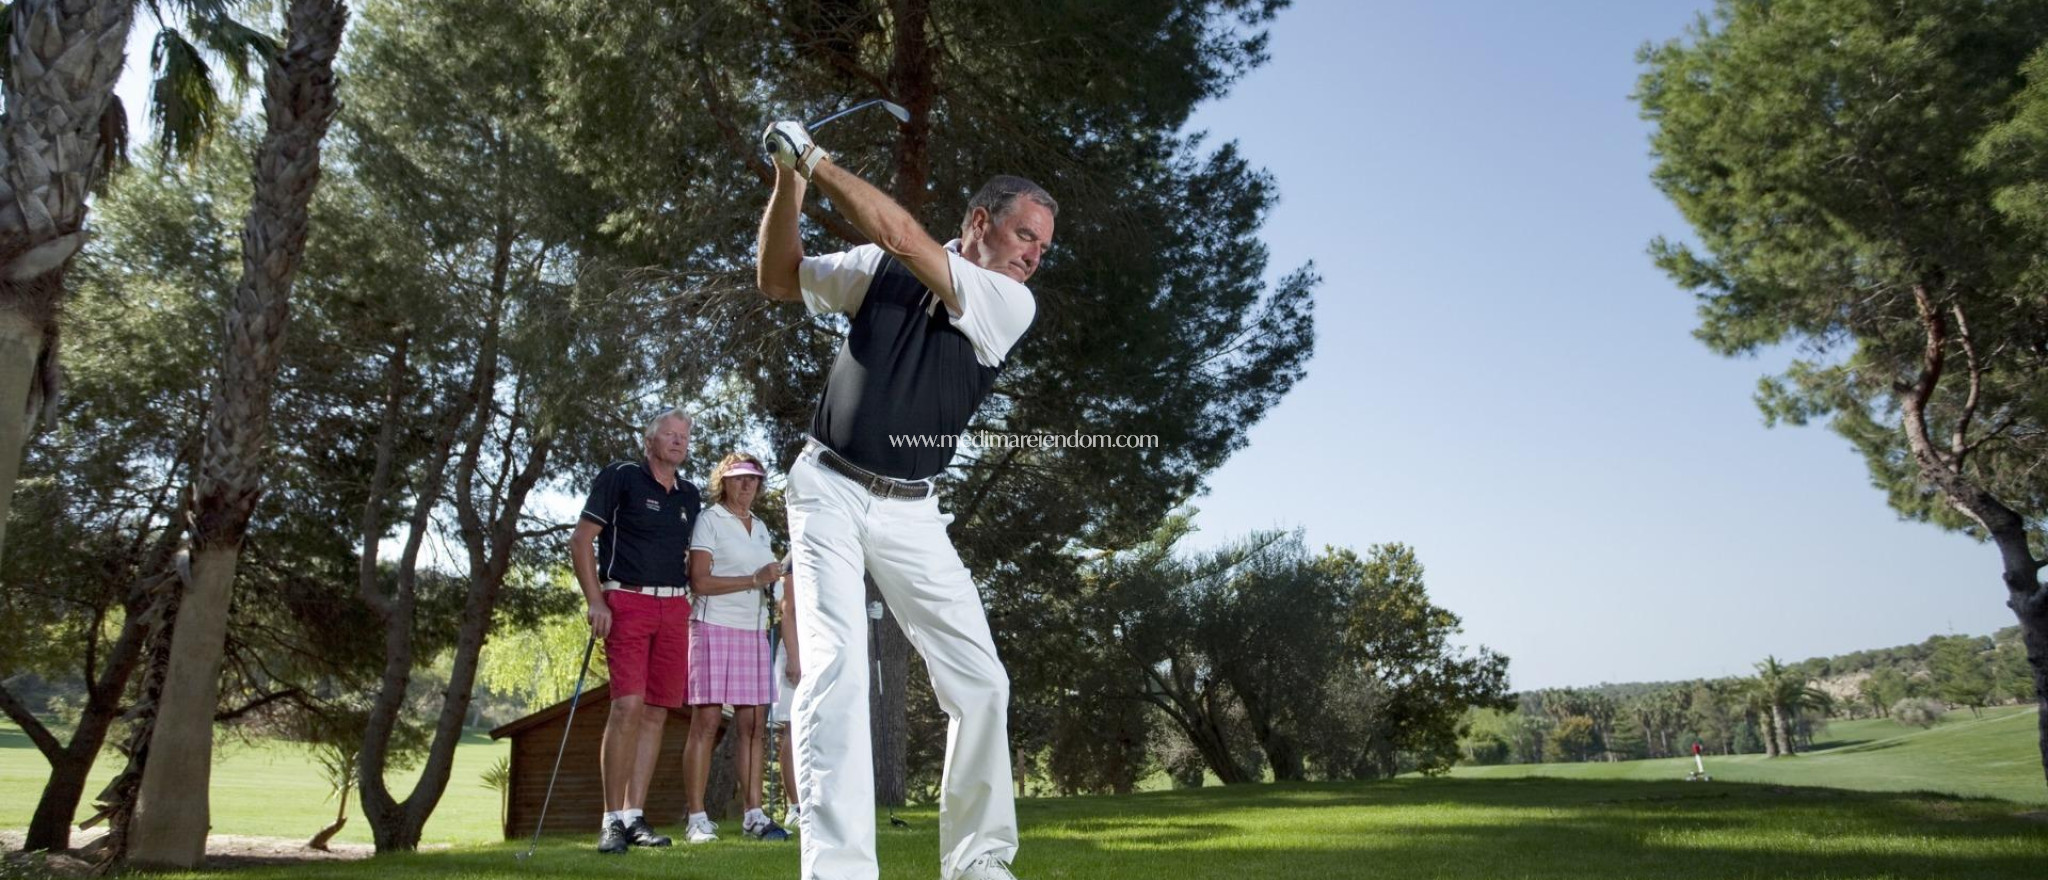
957;854;1021;880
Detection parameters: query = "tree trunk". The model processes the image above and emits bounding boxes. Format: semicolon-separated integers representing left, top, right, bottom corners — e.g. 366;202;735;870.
1896;291;2048;788
1165;687;1253;785
23;658;137;850
887;0;934;221
0;0;134;566
1236;690;1303;781
0;308;41;559
357;214;554;851
125;0;347;866
868;576;909;807
1771;703;1792;757
307;781;348;851
2005;550;2048;789
127;546;238;867
355;340;460;854
26;750;93;852
706;720;740;820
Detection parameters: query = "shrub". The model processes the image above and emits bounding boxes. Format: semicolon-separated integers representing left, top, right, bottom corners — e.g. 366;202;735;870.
1889;698;1945;729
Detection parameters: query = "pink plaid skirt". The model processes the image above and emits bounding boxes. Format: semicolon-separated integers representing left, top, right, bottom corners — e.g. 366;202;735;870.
687;619;773;706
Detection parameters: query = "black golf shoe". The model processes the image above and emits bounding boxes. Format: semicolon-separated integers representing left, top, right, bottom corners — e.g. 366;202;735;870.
598;818;630;854
627;816;673;847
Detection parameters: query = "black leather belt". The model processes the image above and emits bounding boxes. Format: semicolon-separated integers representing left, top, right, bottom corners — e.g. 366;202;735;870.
809;442;935;500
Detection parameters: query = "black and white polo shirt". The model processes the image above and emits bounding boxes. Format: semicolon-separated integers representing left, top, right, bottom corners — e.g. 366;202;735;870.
798;240;1037;481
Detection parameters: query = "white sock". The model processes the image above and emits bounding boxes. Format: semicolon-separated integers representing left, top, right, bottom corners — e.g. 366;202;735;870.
744;807;766;825
622;808;643;823
689;811;708;825
603;810;621;829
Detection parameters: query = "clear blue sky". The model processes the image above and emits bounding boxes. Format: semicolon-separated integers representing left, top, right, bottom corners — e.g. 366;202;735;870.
107;3;2017;692
1176;1;2016;689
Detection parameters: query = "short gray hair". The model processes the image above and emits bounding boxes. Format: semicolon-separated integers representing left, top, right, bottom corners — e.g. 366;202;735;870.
962;175;1057;231
643;408;692;444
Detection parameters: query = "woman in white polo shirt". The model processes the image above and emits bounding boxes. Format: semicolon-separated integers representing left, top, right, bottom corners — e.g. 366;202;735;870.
680;452;788;843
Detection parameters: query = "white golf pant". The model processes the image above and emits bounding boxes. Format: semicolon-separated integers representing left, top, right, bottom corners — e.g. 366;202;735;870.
786;448;1018;880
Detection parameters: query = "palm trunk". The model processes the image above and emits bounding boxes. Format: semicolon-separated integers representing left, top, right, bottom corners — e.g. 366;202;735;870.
0;0;132;569
0;308;40;558
124;0;347;867
1772;703;1793;756
127;548;236;867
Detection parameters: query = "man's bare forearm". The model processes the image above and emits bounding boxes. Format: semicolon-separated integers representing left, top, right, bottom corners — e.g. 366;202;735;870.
758;168;807;301
809;160;958;313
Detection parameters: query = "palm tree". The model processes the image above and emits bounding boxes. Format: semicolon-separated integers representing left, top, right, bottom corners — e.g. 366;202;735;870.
0;0;278;856
0;0;133;587
119;0;347;867
1754;656;1832;757
0;0;273;614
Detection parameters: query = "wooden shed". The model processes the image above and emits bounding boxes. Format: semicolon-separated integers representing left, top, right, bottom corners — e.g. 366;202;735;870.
489;682;719;840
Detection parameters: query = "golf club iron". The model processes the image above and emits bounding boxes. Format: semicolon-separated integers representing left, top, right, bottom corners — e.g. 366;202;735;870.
762;98;911;168
517;633;597;861
809;98;911;130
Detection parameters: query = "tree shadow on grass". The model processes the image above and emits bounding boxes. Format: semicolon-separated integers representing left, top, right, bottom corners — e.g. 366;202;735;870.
140;778;2048;880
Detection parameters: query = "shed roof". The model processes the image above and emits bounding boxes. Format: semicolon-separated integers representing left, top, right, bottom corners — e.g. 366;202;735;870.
489;681;611;740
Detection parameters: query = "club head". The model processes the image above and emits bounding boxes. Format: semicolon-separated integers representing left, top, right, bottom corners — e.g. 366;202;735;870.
809;98;913;132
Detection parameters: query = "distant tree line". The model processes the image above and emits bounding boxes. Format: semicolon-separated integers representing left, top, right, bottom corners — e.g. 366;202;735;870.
1461;629;2034;765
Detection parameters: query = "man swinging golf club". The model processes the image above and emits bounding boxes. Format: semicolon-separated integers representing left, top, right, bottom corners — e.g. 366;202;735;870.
569;408;702;854
758;117;1054;880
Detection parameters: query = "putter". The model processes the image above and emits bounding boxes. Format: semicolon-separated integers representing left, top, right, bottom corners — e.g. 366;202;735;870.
517;633;598;861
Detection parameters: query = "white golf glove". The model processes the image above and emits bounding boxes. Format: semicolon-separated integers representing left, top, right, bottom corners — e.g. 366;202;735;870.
763;121;829;179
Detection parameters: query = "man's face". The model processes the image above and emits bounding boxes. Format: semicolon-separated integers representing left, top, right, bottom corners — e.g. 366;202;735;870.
647;416;690;467
965;200;1055;284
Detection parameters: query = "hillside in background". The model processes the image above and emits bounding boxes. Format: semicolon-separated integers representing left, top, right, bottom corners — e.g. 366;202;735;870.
1452;705;2044;805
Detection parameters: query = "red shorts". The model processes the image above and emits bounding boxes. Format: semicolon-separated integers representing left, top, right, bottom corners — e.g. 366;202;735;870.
603;590;691;709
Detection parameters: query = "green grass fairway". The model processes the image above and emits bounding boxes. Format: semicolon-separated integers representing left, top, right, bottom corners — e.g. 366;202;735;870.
7;711;2048;878
0;721;509;845
1451;706;2046;805
117;778;2048;880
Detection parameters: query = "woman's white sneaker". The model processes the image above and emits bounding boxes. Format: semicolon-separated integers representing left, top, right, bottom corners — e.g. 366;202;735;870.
684;814;719;844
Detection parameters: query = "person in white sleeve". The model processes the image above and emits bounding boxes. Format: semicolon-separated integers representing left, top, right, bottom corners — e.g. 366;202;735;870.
680;452;790;844
757;119;1053;880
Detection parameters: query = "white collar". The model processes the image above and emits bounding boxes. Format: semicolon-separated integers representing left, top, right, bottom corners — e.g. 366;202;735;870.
708;502;754;521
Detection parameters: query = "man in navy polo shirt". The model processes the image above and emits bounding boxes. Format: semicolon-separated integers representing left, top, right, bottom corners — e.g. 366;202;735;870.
758;122;1051;880
569;408;702;854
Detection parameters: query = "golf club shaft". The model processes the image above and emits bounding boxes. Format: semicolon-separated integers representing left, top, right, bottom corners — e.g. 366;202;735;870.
524;633;597;857
808;98;905;131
